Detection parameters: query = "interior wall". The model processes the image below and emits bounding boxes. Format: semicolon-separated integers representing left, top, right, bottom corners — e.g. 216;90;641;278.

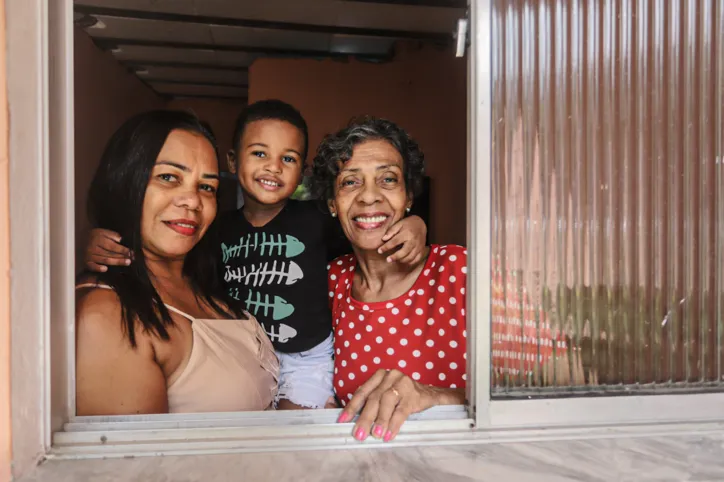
0;1;11;481
73;27;164;269
248;42;467;245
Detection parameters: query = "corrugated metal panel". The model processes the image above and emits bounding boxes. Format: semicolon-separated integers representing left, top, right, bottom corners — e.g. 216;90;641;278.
491;0;723;396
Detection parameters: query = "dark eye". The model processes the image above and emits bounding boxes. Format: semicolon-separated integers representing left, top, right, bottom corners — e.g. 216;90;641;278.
252;151;266;158
200;184;217;193
158;173;178;183
341;179;357;187
282;156;297;164
383;177;397;183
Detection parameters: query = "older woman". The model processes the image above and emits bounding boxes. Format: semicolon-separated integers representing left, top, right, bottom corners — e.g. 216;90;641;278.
312;117;467;442
76;110;278;415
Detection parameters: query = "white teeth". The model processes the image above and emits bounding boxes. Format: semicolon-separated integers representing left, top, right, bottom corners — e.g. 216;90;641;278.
174;223;195;229
356;216;387;224
259;179;279;187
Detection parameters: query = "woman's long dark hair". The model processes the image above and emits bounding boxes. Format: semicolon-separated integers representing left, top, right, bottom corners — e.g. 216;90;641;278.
86;110;244;347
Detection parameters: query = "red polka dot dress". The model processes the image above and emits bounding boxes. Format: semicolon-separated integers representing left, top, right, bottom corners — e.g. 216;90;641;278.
328;245;468;405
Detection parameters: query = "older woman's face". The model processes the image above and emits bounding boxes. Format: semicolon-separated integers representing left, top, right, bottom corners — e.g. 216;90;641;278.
330;139;412;252
140;129;219;261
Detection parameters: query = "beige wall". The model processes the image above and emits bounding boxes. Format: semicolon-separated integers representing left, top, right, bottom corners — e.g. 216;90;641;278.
248;42;468;245
0;2;10;482
73;27;165;268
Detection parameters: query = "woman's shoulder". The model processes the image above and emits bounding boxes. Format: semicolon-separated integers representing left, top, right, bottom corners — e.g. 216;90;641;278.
430;244;468;264
327;253;357;273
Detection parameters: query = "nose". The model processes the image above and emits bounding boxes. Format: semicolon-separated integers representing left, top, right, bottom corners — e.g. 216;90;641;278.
175;187;202;211
357;180;383;205
265;156;283;174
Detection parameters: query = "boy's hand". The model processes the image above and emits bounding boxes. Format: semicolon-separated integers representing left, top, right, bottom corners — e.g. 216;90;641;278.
85;228;132;272
377;215;427;265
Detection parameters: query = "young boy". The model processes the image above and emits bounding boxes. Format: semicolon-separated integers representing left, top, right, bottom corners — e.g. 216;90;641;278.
85;100;427;410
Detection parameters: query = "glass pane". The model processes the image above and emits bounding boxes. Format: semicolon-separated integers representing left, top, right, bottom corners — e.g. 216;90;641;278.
490;0;723;396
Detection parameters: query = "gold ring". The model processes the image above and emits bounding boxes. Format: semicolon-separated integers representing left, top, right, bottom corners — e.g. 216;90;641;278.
391;388;400;398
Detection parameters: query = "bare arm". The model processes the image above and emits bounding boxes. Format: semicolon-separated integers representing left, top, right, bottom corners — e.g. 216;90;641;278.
75;288;168;416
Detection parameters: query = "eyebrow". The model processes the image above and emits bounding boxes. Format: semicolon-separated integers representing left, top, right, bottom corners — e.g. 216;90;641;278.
247;143;303;158
156;161;219;180
341;163;401;173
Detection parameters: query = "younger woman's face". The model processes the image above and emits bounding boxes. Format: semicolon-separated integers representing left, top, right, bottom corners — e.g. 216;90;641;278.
141;129;219;261
329;139;411;252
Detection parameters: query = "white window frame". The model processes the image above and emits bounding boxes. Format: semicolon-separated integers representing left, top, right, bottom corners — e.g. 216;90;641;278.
8;0;724;462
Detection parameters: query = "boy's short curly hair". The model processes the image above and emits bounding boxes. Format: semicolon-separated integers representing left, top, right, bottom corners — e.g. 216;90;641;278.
311;117;425;202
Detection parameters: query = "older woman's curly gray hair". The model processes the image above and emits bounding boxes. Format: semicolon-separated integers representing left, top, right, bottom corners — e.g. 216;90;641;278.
311;117;426;202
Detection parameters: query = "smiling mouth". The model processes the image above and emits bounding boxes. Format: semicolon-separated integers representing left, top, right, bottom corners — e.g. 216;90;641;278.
257;178;283;191
353;214;390;230
163;220;199;236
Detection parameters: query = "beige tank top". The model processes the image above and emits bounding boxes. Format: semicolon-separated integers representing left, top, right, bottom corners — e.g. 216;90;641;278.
76;284;279;413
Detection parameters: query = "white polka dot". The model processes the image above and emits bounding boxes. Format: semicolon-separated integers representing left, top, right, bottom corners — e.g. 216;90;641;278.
361;365;368;372
337;293;343;299
415;308;423;315
463;330;467;337
398;360;407;368
327;264;331;270
463;353;467;360
450;384;457;388
450;340;459;348
351;352;358;360
433;247;439;253
337;260;343;265
364;345;371;352
450;362;458;369
347;298;351;304
344;340;350;347
412;372;421;380
438;285;445;293
347;393;353;400
438;328;445;336
414;328;422;336
338;380;344;387
387;347;395;355
359;314;364;321
366;325;373;332
462;373;467;381
378;316;386;323
389;327;397;335
363;305;370;311
342;312;346;318
461;287;466;295
431;262;436;268
462;266;467;274
402;318;410;325
336;348;341;355
429;279;436;286
439;373;446;381
342;269;347;274
426;340;435;347
427;318;435;326
462;309;466;316
329;291;334;298
439;265;445;272
464;250;468;255
338;329;343;336
408;290;415;297
428;299;434;305
413;350;421;357
449;275;457;283
400;338;408;346
331;274;337;281
450;255;457;262
374;357;381;364
348;373;355;380
450;319;458;326
386;302;394;309
424;269;430;276
426;361;434;369
441;250;447;256
335;367;338;374
405;299;413;306
349;322;355;329
376;336;383;344
450;297;457;304
438;351;446;358
438;306;445;313
342;360;347;367
392;308;400;315
355;333;362;340
416;289;424;296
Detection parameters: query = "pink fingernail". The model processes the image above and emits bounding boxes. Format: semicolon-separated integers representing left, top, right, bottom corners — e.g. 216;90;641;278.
383;430;393;442
386;257;392;263
355;428;367;441
373;425;384;437
337;412;350;423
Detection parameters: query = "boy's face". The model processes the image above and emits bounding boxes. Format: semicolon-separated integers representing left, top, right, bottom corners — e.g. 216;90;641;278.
228;119;304;208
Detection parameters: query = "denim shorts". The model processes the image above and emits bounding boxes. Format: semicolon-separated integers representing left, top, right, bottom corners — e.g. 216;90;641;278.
275;332;334;409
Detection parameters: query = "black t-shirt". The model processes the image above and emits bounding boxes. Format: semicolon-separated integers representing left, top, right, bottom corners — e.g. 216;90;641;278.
217;200;350;353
